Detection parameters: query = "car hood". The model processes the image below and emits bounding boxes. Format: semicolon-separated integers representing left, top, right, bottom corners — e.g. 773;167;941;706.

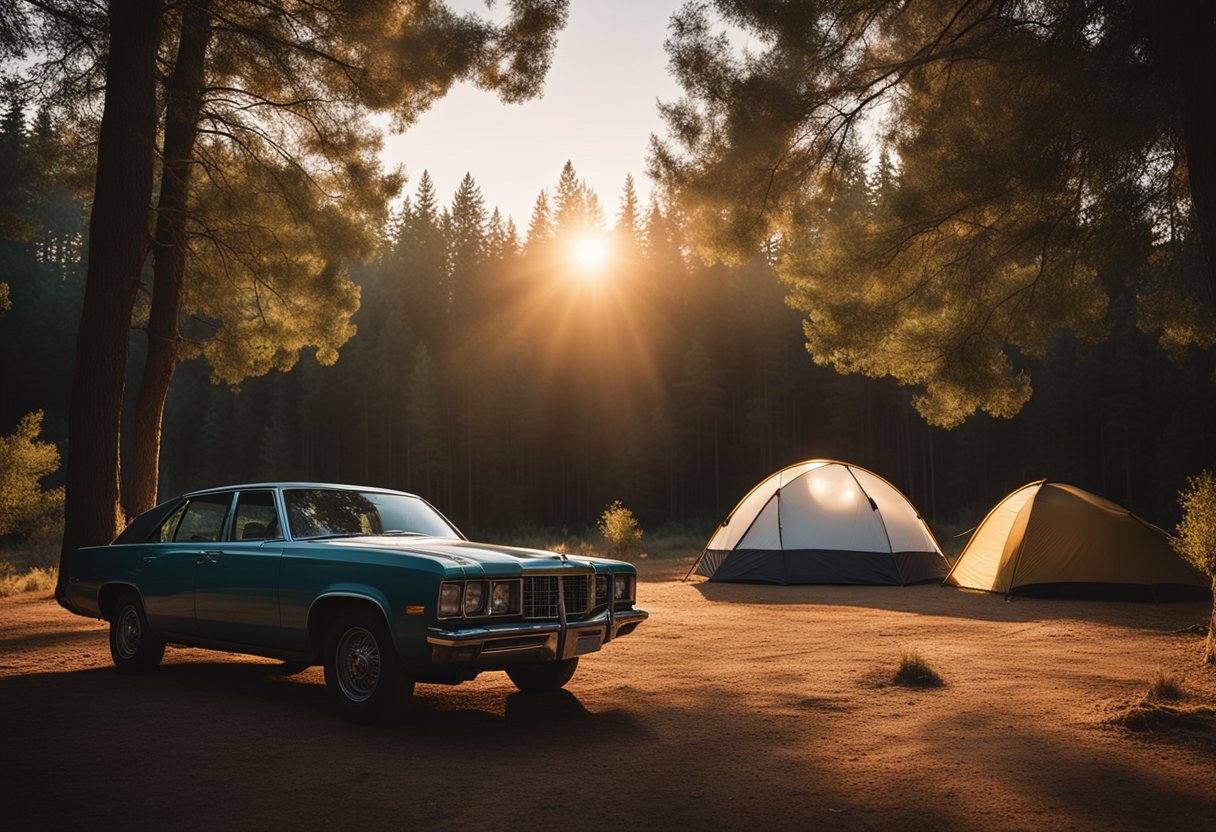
315;536;628;576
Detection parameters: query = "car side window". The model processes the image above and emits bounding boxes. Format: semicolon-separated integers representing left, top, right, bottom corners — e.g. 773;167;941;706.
172;493;234;542
233;491;282;541
151;502;188;543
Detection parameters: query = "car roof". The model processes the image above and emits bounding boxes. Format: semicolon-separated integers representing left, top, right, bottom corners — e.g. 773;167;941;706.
181;482;420;499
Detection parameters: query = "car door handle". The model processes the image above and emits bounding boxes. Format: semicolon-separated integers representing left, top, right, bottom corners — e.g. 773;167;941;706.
142;555;161;564
196;551;221;565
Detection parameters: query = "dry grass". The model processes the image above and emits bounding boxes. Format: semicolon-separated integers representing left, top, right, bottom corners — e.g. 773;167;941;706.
1105;669;1216;733
893;649;945;688
0;564;57;597
1109;702;1216;733
1146;669;1185;703
498;520;714;563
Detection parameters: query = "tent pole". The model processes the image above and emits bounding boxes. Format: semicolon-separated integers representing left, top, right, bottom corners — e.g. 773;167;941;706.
682;538;714;582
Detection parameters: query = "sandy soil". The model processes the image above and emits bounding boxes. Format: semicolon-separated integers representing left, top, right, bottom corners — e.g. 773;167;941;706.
2;559;1214;831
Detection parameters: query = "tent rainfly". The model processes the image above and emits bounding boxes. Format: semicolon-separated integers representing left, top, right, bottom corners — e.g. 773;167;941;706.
945;481;1209;598
688;460;949;585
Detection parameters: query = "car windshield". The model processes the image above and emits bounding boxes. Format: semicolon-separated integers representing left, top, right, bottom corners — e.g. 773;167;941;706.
283;489;461;540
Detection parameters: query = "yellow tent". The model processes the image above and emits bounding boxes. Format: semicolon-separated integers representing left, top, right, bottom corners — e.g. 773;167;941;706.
945;481;1208;598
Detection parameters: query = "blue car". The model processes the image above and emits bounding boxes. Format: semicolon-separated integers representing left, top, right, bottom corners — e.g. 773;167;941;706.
58;483;648;721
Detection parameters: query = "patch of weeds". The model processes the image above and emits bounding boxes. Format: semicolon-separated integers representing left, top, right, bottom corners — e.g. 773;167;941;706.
893;649;944;688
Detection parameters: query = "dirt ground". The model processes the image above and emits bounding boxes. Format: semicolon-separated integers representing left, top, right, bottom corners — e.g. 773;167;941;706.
2;559;1214;831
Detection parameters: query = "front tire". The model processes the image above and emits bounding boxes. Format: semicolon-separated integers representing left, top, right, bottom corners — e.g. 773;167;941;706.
506;657;579;693
322;611;412;723
108;592;165;672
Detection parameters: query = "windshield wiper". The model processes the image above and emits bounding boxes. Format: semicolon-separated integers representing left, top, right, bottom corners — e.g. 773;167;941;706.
379;530;425;537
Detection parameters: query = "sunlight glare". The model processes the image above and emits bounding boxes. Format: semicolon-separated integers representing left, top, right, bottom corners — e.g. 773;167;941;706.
571;234;609;272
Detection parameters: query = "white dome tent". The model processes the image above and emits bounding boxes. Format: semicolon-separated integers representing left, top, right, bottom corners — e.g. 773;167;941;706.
687;460;949;585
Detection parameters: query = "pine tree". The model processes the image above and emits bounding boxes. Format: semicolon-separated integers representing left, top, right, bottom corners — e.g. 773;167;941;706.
0;85;31;240
487;207;507;262
11;0;573;564
397;172;449;348
526;190;553;253
615;175;642;244
446;172;487;314
504;219;521;258
553;160;583;232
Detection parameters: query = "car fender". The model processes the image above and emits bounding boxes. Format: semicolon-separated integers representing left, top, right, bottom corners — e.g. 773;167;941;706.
96;580;144;621
305;586;407;661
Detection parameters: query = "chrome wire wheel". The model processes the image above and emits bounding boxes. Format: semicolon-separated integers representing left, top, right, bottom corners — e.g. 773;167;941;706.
335;626;381;703
115;605;142;660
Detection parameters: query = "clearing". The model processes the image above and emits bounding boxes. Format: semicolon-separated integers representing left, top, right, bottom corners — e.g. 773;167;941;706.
2;559;1213;830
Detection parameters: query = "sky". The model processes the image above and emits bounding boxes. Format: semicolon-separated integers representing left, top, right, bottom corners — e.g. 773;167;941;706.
380;0;689;228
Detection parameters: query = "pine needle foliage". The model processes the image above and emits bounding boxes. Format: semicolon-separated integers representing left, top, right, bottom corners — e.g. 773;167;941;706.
652;0;1216;428
0;411;63;538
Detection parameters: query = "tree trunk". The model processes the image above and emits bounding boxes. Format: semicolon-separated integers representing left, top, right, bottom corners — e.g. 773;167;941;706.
58;0;162;608
1206;575;1216;665
127;0;213;518
1178;0;1216;307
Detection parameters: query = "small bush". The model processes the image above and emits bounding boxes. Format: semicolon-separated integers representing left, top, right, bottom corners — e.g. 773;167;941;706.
1146;669;1185;704
893;649;944;687
597;500;643;555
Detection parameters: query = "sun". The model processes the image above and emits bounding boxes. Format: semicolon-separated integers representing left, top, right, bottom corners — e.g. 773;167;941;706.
570;234;609;272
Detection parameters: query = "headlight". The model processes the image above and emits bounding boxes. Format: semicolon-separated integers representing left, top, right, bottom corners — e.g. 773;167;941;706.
439;582;462;617
612;574;634;603
595;575;609;605
464;580;487;615
490;580;520;614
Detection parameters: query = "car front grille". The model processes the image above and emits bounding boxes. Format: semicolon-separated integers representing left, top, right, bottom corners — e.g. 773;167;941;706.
563;575;590;616
523;574;591;620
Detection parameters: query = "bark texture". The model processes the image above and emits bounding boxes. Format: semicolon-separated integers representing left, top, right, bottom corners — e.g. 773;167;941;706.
58;0;162;607
127;0;213;518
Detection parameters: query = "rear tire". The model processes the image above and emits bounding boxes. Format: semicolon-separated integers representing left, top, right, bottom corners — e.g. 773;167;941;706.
322;610;413;723
108;591;165;673
506;657;579;693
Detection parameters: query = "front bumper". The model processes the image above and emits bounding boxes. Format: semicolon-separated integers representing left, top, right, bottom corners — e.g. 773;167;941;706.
426;607;648;667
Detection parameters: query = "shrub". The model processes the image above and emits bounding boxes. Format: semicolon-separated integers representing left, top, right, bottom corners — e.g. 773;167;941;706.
1173;471;1216;664
893;649;944;687
597;500;643;555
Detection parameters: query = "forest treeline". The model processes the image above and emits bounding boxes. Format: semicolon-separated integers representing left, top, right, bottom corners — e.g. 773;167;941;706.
3;99;1214;537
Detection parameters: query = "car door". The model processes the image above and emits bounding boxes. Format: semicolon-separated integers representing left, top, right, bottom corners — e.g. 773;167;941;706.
193;489;285;648
139;493;234;637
